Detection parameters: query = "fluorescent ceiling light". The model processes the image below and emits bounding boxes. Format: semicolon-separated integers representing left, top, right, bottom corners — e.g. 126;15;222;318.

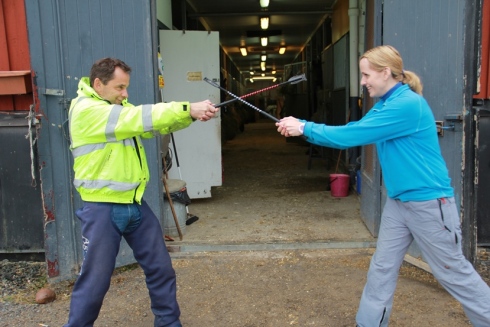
240;47;247;56
249;78;254;83
271;70;276;74
261;37;268;46
261;54;267;61
279;47;286;54
260;0;270;8
260;61;266;71
252;76;276;80
260;17;269;30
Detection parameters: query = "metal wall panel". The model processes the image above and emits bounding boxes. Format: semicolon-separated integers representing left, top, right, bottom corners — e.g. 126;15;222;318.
0;116;44;253
333;35;348;90
476;106;490;245
322;45;334;91
25;0;161;280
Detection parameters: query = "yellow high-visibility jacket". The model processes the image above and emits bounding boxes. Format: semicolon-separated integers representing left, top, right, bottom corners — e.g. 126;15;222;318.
69;77;193;204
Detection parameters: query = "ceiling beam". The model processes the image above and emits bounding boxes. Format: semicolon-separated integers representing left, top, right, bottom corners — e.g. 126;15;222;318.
246;30;282;38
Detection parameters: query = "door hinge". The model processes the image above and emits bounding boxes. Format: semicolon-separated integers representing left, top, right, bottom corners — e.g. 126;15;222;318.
43;88;65;96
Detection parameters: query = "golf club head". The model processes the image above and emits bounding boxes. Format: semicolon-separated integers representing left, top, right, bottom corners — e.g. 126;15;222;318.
289;73;307;84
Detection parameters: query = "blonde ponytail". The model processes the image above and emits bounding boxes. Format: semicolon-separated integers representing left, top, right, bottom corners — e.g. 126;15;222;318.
401;70;423;95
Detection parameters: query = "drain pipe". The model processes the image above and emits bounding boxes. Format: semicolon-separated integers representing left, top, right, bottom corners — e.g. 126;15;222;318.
348;0;361;174
348;0;360;121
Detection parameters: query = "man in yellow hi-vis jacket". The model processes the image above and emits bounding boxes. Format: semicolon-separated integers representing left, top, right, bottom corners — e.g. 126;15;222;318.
65;58;218;327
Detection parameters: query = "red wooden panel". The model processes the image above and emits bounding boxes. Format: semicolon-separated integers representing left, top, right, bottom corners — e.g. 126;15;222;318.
3;0;30;69
0;0;32;111
0;2;10;70
475;0;490;99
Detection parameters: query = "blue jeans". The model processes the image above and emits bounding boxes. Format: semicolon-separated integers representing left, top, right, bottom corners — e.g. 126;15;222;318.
111;203;142;234
64;200;181;327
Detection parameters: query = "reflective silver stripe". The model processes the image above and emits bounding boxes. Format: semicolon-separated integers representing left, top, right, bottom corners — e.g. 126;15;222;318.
106;105;123;142
69;96;90;146
142;104;153;132
71;139;134;158
73;179;139;191
123;138;134;147
71;143;106;158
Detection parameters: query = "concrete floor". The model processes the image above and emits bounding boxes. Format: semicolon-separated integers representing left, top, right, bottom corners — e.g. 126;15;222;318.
166;119;376;253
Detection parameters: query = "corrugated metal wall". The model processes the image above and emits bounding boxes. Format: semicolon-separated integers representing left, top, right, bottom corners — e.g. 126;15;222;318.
24;0;162;280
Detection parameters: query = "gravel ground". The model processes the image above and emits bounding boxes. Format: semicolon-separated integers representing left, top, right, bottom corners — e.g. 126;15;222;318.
1;250;488;327
2;255;489;302
1;260;47;299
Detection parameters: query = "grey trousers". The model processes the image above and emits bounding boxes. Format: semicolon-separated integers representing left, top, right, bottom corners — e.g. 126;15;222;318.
356;197;490;327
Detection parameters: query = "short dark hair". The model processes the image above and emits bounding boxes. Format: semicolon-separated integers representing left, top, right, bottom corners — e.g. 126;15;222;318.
89;58;132;86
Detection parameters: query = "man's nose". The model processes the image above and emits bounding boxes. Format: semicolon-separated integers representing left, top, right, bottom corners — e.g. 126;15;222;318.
121;89;129;98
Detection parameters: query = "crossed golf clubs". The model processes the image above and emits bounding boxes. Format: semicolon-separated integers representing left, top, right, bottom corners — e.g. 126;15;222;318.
204;74;306;123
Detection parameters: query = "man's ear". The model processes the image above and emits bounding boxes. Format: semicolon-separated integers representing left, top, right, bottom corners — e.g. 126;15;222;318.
93;78;102;90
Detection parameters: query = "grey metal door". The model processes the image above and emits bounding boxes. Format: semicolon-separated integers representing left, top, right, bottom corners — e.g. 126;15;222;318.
367;0;467;259
25;0;162;281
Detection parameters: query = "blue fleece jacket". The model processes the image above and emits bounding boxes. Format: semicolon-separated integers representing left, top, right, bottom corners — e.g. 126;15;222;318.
302;83;454;202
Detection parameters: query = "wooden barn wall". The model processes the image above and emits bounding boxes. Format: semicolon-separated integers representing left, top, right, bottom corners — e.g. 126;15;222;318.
0;0;33;111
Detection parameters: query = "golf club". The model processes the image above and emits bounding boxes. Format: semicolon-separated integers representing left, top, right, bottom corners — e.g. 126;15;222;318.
204;77;279;122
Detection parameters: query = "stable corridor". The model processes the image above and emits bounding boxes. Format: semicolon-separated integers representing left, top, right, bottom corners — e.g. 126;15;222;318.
167;119;376;251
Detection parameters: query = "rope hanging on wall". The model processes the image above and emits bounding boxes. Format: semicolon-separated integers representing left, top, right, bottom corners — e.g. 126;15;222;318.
25;104;38;187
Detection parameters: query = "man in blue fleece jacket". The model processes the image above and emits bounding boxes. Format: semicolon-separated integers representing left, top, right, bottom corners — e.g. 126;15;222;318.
276;45;490;327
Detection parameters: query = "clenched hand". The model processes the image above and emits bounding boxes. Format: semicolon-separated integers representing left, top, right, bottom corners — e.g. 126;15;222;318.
276;116;302;137
190;100;219;121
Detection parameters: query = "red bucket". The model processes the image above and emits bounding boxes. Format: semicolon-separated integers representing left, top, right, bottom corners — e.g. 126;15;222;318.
329;174;350;197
